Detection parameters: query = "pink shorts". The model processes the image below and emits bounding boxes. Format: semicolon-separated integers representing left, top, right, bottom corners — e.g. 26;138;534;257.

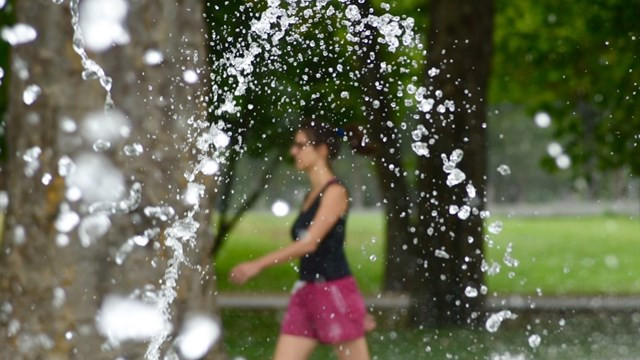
281;276;367;344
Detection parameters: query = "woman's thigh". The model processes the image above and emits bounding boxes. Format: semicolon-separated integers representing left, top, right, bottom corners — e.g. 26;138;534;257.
332;337;370;360
273;334;318;360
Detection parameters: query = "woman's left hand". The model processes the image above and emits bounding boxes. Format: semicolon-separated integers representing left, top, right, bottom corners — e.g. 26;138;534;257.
229;261;263;285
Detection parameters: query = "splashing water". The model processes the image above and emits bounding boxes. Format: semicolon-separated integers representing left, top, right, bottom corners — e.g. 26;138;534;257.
1;23;37;46
17;0;477;358
271;200;291;217
528;334;541;349
485;310;518;333
497;164;511;176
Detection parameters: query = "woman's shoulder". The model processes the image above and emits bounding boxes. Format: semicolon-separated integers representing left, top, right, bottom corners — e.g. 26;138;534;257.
320;181;349;204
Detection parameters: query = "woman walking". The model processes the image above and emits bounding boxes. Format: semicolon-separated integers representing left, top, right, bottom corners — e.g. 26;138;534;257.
229;121;372;360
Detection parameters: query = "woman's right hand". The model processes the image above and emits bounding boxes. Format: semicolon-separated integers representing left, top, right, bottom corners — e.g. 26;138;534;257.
229;261;263;285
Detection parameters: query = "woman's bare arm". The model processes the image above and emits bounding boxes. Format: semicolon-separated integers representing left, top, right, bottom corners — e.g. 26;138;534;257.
229;184;348;284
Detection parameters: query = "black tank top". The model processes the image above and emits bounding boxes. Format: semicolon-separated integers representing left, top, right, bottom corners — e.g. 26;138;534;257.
291;179;351;282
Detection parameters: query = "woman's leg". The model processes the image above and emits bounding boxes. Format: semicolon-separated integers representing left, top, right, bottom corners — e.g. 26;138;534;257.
273;334;318;360
332;337;371;360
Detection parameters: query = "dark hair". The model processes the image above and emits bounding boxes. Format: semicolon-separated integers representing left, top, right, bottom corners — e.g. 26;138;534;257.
298;120;377;160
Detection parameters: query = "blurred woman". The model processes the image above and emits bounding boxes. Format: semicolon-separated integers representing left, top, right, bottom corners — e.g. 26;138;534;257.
230;120;373;360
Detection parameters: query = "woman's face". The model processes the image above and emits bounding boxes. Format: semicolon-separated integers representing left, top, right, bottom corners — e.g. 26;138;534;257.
290;130;325;171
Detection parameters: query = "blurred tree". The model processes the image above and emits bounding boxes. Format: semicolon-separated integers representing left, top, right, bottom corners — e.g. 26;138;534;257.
410;0;494;327
0;0;15;186
492;0;640;182
0;1;223;359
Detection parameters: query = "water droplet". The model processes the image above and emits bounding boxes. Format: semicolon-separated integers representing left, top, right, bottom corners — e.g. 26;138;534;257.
199;158;219;176
528;334;541;348
66;153;125;203
92;139;111;152
345;5;361;21
411;142;429;157
96;295;170;343
60;116;77;133
340;91;349;99
184;182;205;206
41;173;52;185
52;287;66;308
448;205;459;215
143;49;164;66
534;112;551;128
23;84;41;105
176;316;221;360
457;205;471;220
81;110;130;144
466;184;476;198
428;67;440;77
464;286;478;298
0;191;8;212
78;213;111;248
144;206;175;221
485;310;518;333
271;200;290;217
183;69;199;84
369;255;377;262
124;143;143;156
1;23;38;46
555;154;571;169
446;169;466;187
55;204;80;233
488;221;503;234
79;0;130;52
497;164;511;176
56;233;70;247
435;249;450;259
480;210;491;219
503;243;519;267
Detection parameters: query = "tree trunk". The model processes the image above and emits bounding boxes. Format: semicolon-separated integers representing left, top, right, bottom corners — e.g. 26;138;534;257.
356;0;416;294
411;0;494;327
0;1;224;359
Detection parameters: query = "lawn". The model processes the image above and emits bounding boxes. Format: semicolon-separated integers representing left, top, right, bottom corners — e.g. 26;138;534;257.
222;310;640;360
215;212;640;295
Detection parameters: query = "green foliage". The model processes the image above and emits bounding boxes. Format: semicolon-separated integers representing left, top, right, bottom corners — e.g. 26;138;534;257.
215;212;640;295
492;0;640;176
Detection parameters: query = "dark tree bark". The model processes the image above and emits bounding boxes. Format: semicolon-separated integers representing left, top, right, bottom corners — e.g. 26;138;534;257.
356;0;416;294
0;1;225;359
411;0;494;327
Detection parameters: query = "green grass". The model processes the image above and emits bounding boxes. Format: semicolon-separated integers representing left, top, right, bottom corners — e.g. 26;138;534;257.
216;212;640;295
222;309;640;360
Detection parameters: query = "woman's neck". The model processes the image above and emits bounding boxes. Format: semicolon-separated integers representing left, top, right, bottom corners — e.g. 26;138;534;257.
307;162;335;192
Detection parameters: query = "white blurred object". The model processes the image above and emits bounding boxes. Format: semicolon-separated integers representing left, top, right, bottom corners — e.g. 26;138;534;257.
143;49;164;66
176;316;221;360
96;295;170;344
271;200;290;217
1;23;37;46
66;153;125;203
79;0;130;52
485;310;518;333
81;110;130;144
534;111;551;128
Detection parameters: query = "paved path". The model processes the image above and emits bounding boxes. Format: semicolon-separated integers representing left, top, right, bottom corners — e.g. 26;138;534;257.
218;292;640;312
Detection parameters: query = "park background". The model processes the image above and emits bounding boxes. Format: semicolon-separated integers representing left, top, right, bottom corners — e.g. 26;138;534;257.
0;0;638;359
